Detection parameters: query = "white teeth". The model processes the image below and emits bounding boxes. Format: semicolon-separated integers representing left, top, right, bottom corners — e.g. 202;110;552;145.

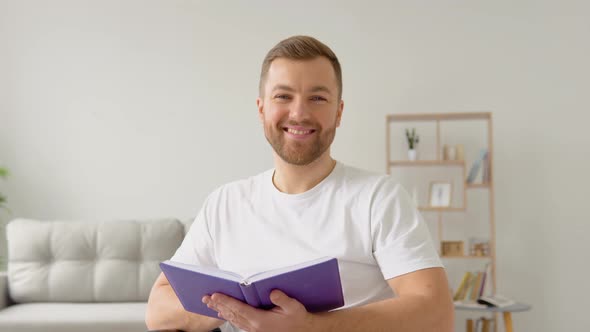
287;128;312;135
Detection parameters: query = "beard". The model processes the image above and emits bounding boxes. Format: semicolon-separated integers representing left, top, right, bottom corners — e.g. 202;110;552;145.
264;119;336;166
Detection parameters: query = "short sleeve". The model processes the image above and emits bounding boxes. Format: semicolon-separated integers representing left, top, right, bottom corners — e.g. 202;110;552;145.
371;180;443;280
170;196;217;267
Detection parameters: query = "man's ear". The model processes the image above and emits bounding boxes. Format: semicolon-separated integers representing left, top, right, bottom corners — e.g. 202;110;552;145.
256;97;264;123
336;100;344;127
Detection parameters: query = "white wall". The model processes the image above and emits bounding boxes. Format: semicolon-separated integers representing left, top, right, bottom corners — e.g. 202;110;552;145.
1;0;589;330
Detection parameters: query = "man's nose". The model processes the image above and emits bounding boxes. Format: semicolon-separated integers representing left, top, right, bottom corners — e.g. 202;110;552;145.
288;97;310;121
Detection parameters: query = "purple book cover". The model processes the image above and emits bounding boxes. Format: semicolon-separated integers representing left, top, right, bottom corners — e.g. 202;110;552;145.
160;257;344;319
478;271;487;297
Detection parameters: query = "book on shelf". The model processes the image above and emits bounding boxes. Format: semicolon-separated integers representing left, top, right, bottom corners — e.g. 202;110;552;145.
453;272;472;301
480;263;493;298
481;152;490;183
477;294;516;308
457;294;516;309
455;301;488;309
466;149;489;184
469;272;484;301
478;269;487;297
453;263;493;304
160;256;345;319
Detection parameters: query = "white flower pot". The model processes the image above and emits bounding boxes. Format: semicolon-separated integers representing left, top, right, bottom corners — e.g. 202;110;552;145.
408;149;417;161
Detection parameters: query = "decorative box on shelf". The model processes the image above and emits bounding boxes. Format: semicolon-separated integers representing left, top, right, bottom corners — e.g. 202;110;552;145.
441;241;464;256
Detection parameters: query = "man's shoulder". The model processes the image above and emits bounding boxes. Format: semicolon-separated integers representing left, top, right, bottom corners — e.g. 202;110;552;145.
338;163;400;192
206;168;271;202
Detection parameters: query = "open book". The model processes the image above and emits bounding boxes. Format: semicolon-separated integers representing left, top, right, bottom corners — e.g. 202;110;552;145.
477;294;516;308
160;257;345;319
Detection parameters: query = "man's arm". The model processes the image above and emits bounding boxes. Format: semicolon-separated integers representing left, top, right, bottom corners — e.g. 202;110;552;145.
205;267;453;332
145;272;224;332
314;267;454;331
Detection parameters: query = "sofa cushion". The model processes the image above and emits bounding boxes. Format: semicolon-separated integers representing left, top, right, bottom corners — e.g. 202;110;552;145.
0;302;147;332
6;218;184;303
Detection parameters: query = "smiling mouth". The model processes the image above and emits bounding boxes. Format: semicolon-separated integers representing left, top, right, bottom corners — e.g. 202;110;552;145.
283;128;316;135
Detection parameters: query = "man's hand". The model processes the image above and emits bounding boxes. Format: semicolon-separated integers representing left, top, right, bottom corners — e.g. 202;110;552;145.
203;290;314;332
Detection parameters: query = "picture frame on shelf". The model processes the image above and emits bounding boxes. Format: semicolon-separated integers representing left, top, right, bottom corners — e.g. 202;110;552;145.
429;181;452;207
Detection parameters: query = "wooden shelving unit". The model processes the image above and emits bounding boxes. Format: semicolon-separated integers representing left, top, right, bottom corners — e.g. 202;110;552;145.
386;112;497;330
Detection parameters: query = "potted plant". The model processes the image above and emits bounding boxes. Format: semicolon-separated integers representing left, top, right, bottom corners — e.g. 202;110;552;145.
405;128;420;160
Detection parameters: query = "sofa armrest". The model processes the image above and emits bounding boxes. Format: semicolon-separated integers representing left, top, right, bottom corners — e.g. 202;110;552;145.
0;272;8;309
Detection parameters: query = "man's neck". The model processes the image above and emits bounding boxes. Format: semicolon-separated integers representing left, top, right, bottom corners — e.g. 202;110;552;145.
272;152;337;194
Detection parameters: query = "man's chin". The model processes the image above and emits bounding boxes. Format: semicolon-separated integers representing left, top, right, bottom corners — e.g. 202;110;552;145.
278;153;316;166
278;144;331;165
266;132;329;166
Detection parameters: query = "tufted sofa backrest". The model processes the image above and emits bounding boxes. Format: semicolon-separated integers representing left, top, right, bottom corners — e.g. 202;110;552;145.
6;218;186;303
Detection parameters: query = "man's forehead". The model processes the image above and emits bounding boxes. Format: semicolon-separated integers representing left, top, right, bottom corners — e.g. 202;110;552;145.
265;57;338;91
268;57;334;74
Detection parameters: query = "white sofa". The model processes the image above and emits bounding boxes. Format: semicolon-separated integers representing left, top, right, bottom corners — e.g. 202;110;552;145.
0;218;190;332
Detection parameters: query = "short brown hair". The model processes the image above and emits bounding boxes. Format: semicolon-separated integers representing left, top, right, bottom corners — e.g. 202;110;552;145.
259;35;342;99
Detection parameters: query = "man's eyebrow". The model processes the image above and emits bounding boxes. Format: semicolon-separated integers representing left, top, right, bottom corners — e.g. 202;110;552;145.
271;84;296;93
270;84;333;95
308;86;332;95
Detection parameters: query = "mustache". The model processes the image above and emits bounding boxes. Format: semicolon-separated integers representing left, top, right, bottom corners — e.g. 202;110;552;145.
279;120;319;128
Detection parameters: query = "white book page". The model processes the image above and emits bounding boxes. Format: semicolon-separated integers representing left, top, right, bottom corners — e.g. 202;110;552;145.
164;260;243;282
454;301;487;309
246;256;333;283
478;294;515;307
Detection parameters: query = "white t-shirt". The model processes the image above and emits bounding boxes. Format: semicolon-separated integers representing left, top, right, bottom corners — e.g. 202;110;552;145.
172;162;442;331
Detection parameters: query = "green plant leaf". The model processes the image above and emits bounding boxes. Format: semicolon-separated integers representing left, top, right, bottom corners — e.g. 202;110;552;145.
0;167;7;178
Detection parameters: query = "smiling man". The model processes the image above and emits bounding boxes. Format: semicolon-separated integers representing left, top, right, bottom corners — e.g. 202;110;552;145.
146;35;454;332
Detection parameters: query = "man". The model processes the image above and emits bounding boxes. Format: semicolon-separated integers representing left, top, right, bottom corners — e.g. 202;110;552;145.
146;35;454;332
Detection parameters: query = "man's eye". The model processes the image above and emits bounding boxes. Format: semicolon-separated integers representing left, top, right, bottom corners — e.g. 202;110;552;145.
275;95;291;100
310;96;327;102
